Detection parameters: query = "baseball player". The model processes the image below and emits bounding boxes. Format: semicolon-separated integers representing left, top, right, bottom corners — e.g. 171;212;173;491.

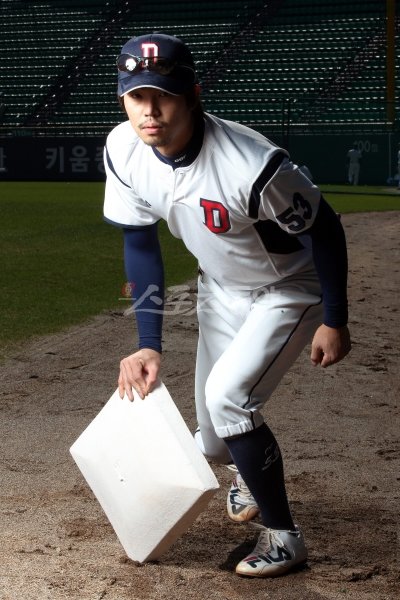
104;33;351;578
346;142;361;185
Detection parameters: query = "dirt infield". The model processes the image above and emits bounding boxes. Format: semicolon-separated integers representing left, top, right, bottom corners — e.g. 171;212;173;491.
1;212;399;600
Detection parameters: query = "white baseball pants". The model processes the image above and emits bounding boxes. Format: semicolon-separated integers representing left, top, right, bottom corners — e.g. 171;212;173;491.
348;163;360;185
194;271;323;464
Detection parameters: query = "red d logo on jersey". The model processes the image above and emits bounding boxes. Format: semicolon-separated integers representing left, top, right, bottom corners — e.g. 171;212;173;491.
200;199;231;234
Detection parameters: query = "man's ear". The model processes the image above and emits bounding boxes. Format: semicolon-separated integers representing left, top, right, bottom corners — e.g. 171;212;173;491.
187;84;202;110
118;95;127;114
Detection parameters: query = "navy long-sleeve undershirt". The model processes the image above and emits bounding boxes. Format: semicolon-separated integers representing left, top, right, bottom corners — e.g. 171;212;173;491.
299;197;348;328
123;224;164;353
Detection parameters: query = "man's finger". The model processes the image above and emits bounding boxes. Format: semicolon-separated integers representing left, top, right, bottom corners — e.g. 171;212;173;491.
320;353;333;368
310;345;323;366
143;365;159;395
120;362;141;401
118;379;126;400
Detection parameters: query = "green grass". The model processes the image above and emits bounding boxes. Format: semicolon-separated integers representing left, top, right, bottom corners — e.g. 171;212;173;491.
321;185;400;213
0;182;196;353
0;181;398;353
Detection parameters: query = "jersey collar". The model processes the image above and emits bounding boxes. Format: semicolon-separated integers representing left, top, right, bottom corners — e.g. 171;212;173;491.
152;117;204;169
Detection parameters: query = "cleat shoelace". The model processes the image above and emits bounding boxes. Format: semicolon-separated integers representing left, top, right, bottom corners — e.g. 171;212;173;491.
250;524;290;555
235;476;255;503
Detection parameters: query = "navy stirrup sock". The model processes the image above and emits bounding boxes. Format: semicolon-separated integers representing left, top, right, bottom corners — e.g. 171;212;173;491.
224;423;295;531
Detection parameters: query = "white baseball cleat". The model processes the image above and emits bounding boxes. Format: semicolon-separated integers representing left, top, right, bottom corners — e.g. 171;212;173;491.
235;524;308;577
227;467;260;522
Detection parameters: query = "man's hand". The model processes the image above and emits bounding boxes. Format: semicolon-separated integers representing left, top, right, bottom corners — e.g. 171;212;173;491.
118;348;161;401
311;324;351;368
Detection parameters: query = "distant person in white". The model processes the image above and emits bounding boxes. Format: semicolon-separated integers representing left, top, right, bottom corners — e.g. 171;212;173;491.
347;143;361;185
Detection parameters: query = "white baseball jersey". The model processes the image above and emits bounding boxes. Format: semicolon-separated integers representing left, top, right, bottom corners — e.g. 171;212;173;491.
347;148;361;164
104;114;321;289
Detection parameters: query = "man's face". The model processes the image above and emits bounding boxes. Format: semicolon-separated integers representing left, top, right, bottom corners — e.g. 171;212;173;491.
123;88;194;157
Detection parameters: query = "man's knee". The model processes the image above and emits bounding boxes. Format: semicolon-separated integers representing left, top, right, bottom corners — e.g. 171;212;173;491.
204;370;238;415
194;428;231;464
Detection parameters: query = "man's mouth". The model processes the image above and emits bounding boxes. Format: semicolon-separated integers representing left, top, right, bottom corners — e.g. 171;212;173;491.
141;122;163;133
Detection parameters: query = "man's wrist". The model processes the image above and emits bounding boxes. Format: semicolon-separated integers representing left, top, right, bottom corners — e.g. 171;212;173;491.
138;341;162;354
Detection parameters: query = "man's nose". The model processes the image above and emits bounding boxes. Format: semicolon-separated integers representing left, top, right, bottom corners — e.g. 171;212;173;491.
144;99;161;117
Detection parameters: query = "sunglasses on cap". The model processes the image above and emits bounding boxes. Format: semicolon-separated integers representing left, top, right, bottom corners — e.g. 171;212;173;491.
116;53;195;77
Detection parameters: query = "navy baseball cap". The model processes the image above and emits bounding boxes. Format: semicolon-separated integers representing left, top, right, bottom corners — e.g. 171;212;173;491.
117;33;197;97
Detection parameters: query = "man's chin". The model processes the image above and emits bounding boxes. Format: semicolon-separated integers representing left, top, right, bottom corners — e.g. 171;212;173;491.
141;134;166;148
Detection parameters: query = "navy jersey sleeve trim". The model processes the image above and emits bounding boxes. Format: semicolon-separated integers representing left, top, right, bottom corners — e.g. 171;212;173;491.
123;224;164;353
249;151;287;219
105;146;131;189
104;216;159;229
253;220;305;254
299;197;348;328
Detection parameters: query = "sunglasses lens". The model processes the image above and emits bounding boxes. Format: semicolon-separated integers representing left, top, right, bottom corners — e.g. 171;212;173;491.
117;54;178;76
146;58;175;75
117;54;140;73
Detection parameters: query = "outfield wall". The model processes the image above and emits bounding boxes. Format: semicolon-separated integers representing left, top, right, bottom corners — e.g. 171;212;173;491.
0;138;107;182
288;133;400;186
0;133;399;185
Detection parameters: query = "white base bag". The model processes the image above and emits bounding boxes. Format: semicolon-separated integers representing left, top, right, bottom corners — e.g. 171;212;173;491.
69;382;219;563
